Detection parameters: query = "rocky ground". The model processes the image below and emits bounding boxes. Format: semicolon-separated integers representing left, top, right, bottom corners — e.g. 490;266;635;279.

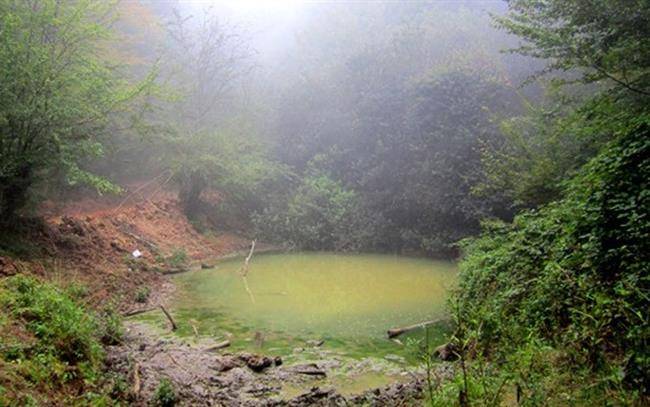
106;322;454;406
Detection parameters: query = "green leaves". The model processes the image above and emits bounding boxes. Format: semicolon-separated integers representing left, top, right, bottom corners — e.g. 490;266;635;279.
495;0;650;96
0;0;154;219
454;122;650;402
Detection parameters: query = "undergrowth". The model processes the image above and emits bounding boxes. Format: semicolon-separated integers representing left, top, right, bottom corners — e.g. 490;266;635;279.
437;121;649;405
0;275;125;405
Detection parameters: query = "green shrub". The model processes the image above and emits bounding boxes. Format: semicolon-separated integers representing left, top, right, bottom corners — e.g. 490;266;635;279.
166;248;188;268
135;286;151;303
0;275;103;367
97;305;124;345
253;173;377;251
452;122;650;403
152;378;176;407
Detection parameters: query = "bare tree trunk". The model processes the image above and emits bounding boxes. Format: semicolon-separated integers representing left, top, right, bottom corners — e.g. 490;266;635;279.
178;171;206;219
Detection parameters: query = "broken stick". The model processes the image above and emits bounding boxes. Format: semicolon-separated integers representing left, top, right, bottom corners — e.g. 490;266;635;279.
160;305;177;331
132;362;141;397
204;340;230;351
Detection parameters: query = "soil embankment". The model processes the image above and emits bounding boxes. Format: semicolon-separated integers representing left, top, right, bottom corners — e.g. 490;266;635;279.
2;187;255;312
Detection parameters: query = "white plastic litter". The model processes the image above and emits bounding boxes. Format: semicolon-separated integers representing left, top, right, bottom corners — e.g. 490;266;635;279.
132;249;142;258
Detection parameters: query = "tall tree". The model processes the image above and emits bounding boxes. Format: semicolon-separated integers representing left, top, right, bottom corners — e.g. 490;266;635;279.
497;0;650;96
0;0;154;221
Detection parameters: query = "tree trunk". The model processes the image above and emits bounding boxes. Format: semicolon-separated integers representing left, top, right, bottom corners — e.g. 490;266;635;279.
0;165;33;224
178;170;206;219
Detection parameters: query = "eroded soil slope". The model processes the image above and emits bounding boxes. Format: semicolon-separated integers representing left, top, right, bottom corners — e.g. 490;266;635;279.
1;186;254;311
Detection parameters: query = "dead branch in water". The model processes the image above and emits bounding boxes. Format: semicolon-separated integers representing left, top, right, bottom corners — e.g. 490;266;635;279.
160;305;177;331
239;240;256;276
387;319;443;339
242;275;256;304
239;240;257;303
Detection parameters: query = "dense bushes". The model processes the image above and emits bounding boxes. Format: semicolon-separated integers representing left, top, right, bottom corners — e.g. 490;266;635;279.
448;122;649;403
253;174;378;251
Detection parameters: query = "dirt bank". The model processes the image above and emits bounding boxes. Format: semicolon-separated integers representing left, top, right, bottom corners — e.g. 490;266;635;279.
3;187;258;312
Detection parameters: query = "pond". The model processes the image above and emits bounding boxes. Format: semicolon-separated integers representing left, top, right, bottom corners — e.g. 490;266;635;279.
136;252;457;365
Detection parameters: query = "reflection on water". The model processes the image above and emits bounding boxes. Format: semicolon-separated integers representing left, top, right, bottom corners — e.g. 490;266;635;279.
137;252;457;362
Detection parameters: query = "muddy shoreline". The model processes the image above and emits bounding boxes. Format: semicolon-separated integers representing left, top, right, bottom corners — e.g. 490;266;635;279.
108;322;453;406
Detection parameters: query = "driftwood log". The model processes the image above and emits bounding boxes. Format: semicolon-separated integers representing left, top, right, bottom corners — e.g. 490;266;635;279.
387;319;443;339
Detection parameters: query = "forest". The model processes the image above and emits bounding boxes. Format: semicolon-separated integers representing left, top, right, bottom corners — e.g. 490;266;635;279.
0;0;648;405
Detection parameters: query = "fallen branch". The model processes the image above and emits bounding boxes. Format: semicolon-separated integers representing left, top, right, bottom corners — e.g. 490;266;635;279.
239;240;256;276
132;362;141;397
123;307;156;317
239;240;257;304
204;340;230;351
242;275;256;304
292;363;326;377
387;319;443;339
160;305;177;331
118;227;159;253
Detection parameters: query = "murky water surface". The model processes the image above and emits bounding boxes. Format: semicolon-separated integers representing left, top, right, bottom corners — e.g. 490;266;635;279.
137;252;456;363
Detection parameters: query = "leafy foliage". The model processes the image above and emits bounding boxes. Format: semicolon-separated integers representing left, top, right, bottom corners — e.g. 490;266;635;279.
0;275;115;404
496;0;650;97
0;0;154;221
152;378;176;407
253;173;375;251
452;122;649;403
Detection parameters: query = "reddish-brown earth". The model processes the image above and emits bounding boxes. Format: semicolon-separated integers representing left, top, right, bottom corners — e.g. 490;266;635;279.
3;184;256;312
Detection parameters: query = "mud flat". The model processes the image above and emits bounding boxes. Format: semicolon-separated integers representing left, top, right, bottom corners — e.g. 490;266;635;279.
107;322;454;406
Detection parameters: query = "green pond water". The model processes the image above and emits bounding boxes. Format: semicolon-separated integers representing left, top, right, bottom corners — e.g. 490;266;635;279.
136;252;457;365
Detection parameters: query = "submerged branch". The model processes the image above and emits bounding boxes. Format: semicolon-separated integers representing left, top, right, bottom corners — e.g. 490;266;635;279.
387;319;444;339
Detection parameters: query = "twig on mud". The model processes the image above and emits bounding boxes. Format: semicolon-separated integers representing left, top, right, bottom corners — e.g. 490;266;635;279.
123;307;156;317
132;362;141;397
204;340;230;351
